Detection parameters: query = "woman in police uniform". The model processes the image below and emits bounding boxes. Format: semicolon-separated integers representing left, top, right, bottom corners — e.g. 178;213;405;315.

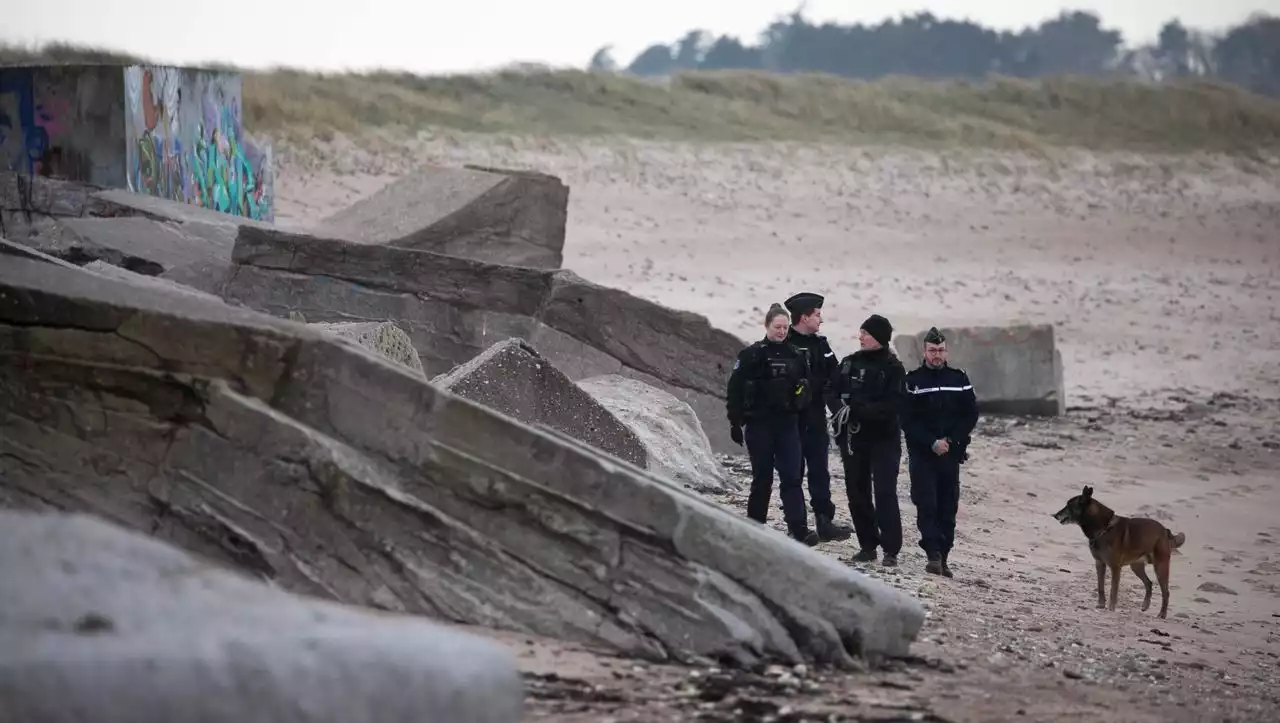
725;303;819;546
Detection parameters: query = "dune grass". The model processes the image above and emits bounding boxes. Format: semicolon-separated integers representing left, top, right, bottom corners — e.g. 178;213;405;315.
5;42;1280;153
242;69;1280;153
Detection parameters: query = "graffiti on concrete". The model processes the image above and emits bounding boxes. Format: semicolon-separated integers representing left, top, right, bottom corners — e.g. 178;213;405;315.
124;66;272;221
0;69;72;177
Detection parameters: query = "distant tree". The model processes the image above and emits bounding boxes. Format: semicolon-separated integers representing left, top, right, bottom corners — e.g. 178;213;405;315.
627;44;676;76
588;45;618;73
700;36;763;70
1015;11;1124;76
1157;20;1193;77
1213;15;1280;96
672;30;712;69
613;8;1280;97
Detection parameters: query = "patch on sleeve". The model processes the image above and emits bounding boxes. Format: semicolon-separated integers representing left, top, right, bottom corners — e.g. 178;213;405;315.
733;359;740;370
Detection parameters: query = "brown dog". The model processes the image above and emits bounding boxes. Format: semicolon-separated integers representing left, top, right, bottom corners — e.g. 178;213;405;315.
1052;485;1187;619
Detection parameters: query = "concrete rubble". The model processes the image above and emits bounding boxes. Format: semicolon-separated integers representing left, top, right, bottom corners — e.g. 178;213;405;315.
578;374;732;493
222;226;747;453
0;175;270;297
0;255;925;668
894;324;1066;416
310;320;426;376
314;164;569;269
432;338;647;469
0;509;523;723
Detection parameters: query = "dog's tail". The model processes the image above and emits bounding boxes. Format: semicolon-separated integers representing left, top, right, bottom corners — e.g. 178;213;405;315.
1168;529;1187;554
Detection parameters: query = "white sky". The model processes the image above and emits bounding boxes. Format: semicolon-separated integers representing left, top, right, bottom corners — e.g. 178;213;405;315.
5;1;1276;74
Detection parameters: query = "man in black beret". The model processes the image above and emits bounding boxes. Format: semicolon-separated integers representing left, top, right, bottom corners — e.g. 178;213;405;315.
783;291;853;543
901;326;980;578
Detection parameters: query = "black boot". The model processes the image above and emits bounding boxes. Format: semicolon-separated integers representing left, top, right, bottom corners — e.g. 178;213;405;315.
940;551;954;578
851;548;878;563
925;552;943;576
792;529;820;547
816;514;852;542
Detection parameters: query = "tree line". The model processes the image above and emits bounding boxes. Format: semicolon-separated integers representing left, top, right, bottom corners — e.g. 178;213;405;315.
589;10;1280;97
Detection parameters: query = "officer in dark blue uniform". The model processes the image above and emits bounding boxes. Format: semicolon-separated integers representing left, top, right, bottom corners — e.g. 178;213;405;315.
726;303;819;546
827;314;908;567
783;292;853;543
901;327;980;577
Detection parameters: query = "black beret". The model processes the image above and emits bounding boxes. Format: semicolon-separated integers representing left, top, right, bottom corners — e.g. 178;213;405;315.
783;292;824;316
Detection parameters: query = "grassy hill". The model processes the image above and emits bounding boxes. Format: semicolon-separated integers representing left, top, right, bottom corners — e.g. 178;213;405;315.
6;42;1280;153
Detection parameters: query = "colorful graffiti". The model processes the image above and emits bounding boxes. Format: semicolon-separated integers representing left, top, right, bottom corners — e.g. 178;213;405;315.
124;66;273;222
0;69;77;178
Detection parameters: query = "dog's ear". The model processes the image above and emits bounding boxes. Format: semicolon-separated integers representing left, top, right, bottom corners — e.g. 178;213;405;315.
1082;485;1093;498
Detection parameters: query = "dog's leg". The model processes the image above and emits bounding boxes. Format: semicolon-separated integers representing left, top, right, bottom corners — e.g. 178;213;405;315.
1154;547;1173;619
1094;559;1106;609
1108;563;1122;611
1130;563;1154;612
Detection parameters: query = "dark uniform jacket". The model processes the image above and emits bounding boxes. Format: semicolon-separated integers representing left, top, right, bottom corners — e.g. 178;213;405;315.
784;328;838;419
901;362;980;462
826;346;907;441
726;339;812;427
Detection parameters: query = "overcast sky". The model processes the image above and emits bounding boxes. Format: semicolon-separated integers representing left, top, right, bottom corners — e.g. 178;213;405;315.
5;0;1275;74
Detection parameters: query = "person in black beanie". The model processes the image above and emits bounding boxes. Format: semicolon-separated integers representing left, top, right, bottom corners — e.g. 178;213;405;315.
826;313;907;567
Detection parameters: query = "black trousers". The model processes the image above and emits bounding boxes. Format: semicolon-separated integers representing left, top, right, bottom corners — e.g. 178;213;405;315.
744;414;809;536
839;433;903;555
797;407;835;519
908;451;962;557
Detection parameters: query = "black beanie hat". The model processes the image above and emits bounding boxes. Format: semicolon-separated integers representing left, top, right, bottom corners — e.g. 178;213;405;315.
861;314;893;347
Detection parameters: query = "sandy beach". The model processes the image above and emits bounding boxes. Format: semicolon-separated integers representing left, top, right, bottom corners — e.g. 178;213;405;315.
272;131;1280;720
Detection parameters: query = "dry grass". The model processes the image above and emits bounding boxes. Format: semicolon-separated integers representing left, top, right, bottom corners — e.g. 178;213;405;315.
5;42;1280;152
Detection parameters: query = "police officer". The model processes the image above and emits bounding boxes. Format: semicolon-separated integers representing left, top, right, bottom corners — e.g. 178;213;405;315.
901;327;980;577
726;303;819;546
827;314;907;566
783;292;853;543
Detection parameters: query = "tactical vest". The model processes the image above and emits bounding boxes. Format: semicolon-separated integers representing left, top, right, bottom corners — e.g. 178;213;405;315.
837;355;887;403
744;349;811;415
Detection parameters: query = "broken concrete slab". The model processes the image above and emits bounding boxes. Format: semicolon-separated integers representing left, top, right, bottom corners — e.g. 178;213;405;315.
314;165;568;269
0;509;523;723
1;236;84;268
311;320;425;376
0;173;112;238
433;338;646;469
0;181;270;297
894;324;1065;416
223;226;746;453
82;260;227;304
50;216;234;283
0;255;925;667
578;374;731;493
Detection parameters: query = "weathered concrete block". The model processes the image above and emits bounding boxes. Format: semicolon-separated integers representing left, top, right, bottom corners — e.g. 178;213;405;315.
578;374;732;493
82;260;227;304
0;256;925;667
894;324;1065;416
311;321;425;376
433;338;646;468
223;227;745;453
0;509;523;723
1;236;83;268
315;165;568;269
